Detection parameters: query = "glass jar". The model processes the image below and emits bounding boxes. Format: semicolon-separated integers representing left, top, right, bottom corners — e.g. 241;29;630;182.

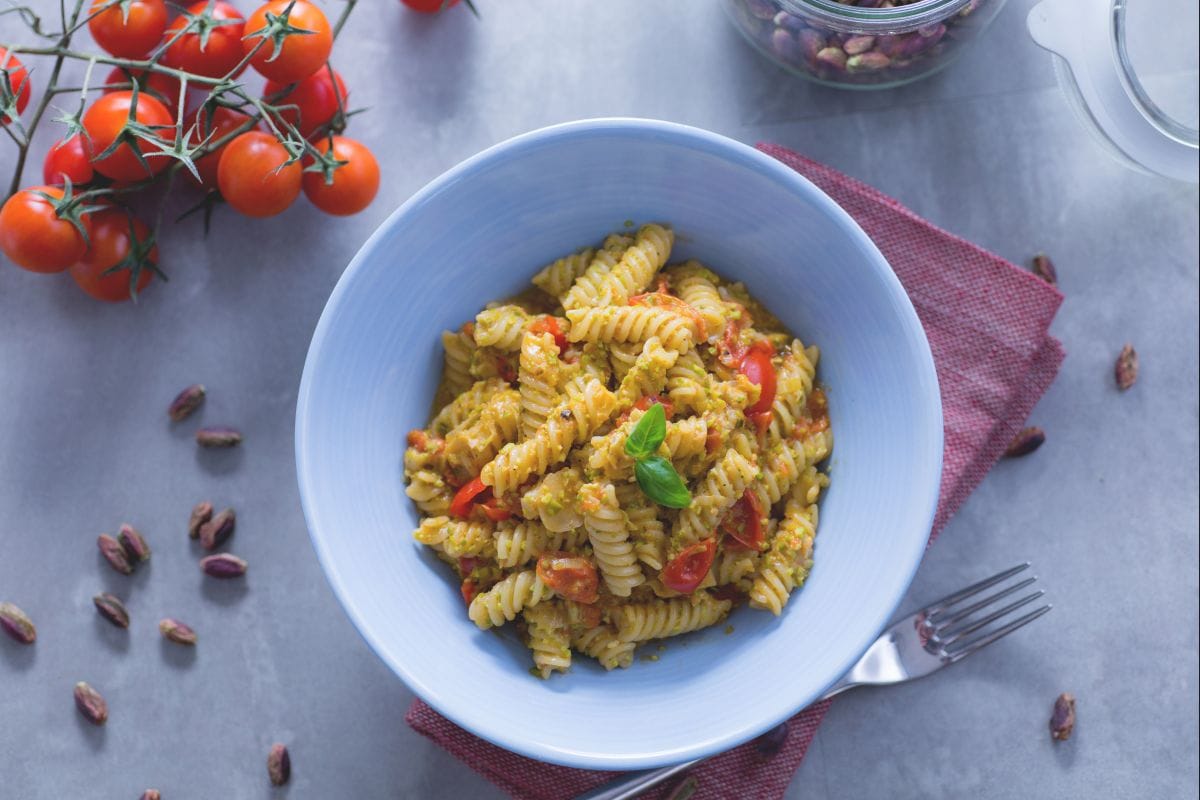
723;0;1010;90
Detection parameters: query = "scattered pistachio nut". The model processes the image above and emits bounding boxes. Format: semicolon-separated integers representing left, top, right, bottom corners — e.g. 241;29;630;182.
188;501;214;539
199;508;236;551
201;553;247;579
0;602;37;645
98;534;134;575
118;523;151;564
1031;253;1058;285
267;743;291;786
74;681;108;726
847;51;891;72
168;383;206;422
815;46;847;70
664;774;698;800
93;593;130;629
159;618;197;646
140;791;161;800
1115;344;1138;391
843;35;876;55
1004;426;1045;458
753;721;790;761
196;426;242;448
1050;692;1076;741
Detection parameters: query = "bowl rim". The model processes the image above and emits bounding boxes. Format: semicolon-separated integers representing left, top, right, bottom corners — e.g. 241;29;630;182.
295;117;943;770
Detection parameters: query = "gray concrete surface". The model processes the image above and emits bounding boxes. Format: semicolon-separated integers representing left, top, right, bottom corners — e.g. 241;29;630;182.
1;1;1197;798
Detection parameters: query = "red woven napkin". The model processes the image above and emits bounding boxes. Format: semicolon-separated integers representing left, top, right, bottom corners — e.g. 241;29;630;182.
406;145;1066;800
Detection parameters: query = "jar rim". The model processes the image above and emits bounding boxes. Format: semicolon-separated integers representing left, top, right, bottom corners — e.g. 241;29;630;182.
779;0;976;30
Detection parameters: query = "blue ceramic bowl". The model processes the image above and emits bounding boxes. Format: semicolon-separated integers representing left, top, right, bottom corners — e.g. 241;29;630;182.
296;119;942;770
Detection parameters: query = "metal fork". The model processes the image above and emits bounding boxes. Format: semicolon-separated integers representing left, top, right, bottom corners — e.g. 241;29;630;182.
576;563;1051;800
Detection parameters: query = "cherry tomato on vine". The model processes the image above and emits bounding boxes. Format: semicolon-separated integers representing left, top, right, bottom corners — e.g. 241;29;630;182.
263;68;347;138
0;186;93;274
89;0;168;59
660;538;717;594
244;0;332;84
103;67;183;115
189;106;253;187
0;48;32;125
400;0;461;12
536;552;599;604
69;207;157;302
163;1;246;79
83;90;172;182
302;136;379;216
43;136;95;186
216;131;301;218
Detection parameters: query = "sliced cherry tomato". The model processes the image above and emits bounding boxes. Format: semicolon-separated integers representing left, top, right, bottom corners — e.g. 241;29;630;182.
89;0;168;59
400;0;461;12
634;394;673;419
68;207;157;302
449;476;488;519
717;316;746;368
1;48;32;125
460;578;478;605
739;340;777;418
83;90;172;182
628;292;707;341
705;427;723;455
103;67;183;115
244;0;332;83
43;136;95;186
536;552;599;604
163;1;246;79
792;387;830;438
263;68;348;139
660;538;717;594
216;131;301;218
711;584;746;604
528;315;569;353
458;556;480;576
495;355;516;384
0;186;92;273
721;490;765;551
302;136;380;216
480;497;513;522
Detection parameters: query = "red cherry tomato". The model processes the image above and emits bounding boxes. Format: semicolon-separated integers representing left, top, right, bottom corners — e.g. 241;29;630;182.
400;0;461;11
216;131;301;218
302;136;380;216
528;315;569;353
460;579;478;605
660;538;717;594
739;340;777;418
89;0;168;59
103;67;183;115
42;136;95;186
83;90;172;182
0;186;92;273
163;1;246;79
263;68;347;138
480;497;513;522
721;490;765;551
244;0;332;83
68;207;156;302
634;394;673;419
536;552;599;604
448;476;488;519
189;106;253;187
717;317;746;369
458;556;480;575
1;48;32;124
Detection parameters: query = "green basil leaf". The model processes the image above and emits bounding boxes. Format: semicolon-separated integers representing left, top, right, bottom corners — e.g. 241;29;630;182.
624;402;666;460
635;456;692;509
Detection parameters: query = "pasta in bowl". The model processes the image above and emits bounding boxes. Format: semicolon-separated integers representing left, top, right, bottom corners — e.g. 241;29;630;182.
405;224;834;678
296;119;941;769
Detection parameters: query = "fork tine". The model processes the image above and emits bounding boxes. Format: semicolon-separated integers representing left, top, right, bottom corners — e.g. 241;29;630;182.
946;604;1052;662
931;577;1038;629
922;563;1030;617
939;590;1045;646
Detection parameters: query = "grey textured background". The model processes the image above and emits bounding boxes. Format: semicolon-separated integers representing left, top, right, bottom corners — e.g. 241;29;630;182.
1;1;1197;798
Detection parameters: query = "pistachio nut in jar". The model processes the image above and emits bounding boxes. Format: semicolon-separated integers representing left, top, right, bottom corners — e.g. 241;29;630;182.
724;0;1009;89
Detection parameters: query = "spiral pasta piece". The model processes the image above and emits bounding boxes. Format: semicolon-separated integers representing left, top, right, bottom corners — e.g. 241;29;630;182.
616;482;667;571
468;569;554;629
768;341;819;442
474;305;532;352
413;517;497;560
749;491;819;615
518;331;562;440
666;261;726;340
431;378;511;436
593;223;674;306
565;306;694;353
405;470;451;516
613;336;679;411
666;349;710;415
495;519;588;568
481;380;616;495
608;342;643;384
561;236;632;311
614;595;732;643
520;467;585;532
444;388;521;479
671;446;758;555
440;328;477;401
523;602;572;678
581;483;644;597
715;549;760;591
532;248;595;299
571;624;636;670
